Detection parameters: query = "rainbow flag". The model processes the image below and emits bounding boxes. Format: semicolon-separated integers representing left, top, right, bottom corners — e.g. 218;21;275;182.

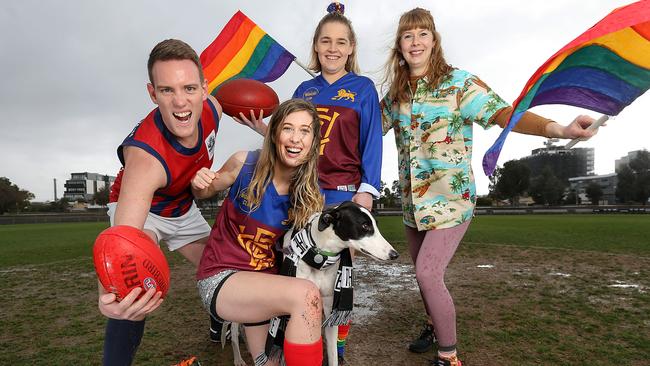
200;11;295;94
483;0;650;175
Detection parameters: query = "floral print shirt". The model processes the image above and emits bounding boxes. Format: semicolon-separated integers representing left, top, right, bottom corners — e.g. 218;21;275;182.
381;69;508;230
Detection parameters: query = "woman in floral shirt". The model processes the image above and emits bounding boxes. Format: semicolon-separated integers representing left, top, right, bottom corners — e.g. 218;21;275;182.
381;8;596;366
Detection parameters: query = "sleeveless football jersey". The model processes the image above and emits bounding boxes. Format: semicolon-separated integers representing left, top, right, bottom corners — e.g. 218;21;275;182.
293;72;382;205
196;150;290;279
109;99;219;217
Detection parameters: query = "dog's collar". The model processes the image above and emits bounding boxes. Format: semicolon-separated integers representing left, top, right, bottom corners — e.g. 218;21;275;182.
287;222;340;270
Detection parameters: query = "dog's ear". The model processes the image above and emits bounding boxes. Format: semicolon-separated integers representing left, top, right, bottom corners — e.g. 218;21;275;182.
318;212;334;231
318;209;340;231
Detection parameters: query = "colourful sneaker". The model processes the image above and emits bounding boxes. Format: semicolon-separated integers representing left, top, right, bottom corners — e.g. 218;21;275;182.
408;322;436;353
173;356;202;366
430;355;462;366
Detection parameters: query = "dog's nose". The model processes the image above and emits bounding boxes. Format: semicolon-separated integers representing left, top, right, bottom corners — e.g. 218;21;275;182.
389;249;399;260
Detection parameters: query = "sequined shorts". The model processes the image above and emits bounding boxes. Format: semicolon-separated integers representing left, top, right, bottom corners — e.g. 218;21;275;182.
197;269;238;321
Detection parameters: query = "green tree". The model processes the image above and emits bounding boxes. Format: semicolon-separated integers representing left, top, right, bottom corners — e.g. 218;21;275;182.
616;150;650;205
0;177;34;214
629;150;650;205
529;166;565;205
93;185;110;206
391;180;401;199
378;180;399;208
489;160;530;206
616;165;636;203
475;195;493;206
49;197;69;212
564;190;579;205
378;180;388;207
585;182;603;205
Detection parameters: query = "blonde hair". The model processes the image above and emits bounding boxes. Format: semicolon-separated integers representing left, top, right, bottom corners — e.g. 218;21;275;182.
383;8;454;104
308;11;360;74
245;99;324;229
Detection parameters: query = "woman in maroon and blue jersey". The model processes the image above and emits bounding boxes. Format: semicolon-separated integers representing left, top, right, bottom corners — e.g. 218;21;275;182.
292;4;382;361
292;2;382;211
192;99;325;366
235;5;383;361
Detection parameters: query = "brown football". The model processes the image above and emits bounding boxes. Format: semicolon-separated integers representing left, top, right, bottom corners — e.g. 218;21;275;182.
214;78;279;118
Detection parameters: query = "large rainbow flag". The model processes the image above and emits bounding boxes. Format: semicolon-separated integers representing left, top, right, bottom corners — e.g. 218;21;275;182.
482;0;650;175
200;11;295;94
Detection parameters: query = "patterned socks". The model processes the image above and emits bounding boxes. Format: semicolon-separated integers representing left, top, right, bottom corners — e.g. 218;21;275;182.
337;323;351;357
283;337;323;366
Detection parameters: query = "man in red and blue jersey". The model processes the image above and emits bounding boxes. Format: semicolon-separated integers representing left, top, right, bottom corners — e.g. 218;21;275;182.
98;39;224;366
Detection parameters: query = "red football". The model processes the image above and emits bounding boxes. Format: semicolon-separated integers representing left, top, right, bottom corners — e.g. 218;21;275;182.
214;78;279;118
93;225;170;301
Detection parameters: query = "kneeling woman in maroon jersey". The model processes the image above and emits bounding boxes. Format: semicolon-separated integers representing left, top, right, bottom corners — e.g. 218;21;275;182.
192;98;324;366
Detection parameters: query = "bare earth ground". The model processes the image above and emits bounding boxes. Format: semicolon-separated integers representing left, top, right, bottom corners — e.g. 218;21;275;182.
1;243;649;365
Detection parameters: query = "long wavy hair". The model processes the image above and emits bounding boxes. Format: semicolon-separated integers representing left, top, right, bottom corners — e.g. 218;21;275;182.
382;8;454;104
245;99;323;229
308;11;360;75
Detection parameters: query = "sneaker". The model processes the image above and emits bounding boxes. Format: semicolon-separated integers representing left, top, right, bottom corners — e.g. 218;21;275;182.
430;355;462;366
408;322;436;353
209;317;227;343
209;327;221;343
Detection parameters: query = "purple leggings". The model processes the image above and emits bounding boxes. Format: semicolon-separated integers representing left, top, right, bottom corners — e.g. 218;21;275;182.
404;220;470;349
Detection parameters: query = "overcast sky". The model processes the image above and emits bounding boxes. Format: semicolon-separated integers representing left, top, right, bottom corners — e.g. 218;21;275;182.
1;0;647;202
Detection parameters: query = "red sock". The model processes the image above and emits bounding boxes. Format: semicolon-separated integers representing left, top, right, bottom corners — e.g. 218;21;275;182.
337;323;351;355
283;337;323;366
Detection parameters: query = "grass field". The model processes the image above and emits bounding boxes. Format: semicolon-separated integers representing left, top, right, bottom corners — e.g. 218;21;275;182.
0;214;648;365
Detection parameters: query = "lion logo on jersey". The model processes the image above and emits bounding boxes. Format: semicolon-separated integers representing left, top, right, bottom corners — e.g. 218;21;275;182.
331;88;356;102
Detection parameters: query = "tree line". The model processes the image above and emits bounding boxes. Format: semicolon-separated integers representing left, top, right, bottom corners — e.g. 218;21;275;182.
376;150;649;207
488;150;650;206
2;150;648;214
0;177;111;214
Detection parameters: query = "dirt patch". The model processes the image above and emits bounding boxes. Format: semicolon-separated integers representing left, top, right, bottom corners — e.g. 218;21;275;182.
344;244;650;365
1;244;649;365
155;244;649;365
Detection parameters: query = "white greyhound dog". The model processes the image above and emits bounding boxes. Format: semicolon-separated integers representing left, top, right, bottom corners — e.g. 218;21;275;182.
224;201;399;366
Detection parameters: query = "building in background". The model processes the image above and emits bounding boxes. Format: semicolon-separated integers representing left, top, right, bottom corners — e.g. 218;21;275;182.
63;172;115;202
568;173;618;205
520;138;595;181
615;150;645;172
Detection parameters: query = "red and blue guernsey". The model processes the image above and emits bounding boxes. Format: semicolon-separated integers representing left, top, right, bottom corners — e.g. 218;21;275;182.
109;99;220;217
293;72;382;205
197;150;290;280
